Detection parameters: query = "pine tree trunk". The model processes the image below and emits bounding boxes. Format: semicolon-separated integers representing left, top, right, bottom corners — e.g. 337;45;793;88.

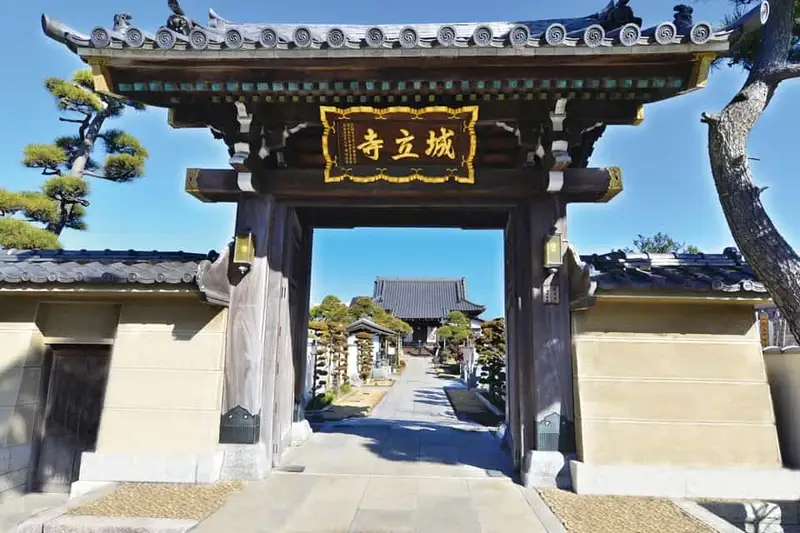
48;111;108;236
703;0;800;343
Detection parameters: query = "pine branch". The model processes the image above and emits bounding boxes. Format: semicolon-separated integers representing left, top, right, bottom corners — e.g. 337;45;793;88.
767;61;800;82
81;170;114;181
41;169;61;176
59;118;86;124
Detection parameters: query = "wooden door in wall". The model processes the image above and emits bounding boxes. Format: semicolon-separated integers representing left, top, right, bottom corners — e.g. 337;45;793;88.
272;211;301;466
35;345;110;492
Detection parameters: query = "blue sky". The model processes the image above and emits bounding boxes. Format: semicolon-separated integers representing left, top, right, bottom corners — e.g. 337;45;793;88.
1;0;798;319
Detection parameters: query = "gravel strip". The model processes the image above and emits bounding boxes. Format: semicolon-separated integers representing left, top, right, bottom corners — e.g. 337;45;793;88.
538;488;717;533
66;481;245;520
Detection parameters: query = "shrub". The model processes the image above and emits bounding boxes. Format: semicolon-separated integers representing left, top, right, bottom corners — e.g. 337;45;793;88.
340;383;352;395
306;390;336;411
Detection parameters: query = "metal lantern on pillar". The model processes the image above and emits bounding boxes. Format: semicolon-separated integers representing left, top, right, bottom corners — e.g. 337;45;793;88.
232;231;255;271
543;232;564;270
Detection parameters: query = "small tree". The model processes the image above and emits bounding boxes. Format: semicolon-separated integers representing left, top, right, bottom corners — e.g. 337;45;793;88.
355;332;374;382
0;70;148;249
436;311;473;362
476;318;507;407
623;232;700;254
309;321;331;396
329;321;349;390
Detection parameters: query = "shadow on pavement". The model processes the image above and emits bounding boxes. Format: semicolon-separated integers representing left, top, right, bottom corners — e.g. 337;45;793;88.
316;418;515;478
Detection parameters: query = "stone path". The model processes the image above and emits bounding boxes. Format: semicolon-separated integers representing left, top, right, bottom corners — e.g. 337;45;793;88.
0;492;67;532
191;356;550;532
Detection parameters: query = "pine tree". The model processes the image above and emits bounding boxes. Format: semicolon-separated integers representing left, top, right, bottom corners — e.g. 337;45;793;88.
0;70;148;249
476;318;507;407
309;321;331;394
329;321;349;390
356;332;374;382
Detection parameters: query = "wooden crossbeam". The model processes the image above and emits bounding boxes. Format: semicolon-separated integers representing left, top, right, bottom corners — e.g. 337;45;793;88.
184;167;622;204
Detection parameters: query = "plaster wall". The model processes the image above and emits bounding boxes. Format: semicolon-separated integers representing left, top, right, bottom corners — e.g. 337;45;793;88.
764;347;800;468
0;294;227;494
0;298;45;501
97;300;226;453
572;299;781;468
347;332;382;380
346;336;358;381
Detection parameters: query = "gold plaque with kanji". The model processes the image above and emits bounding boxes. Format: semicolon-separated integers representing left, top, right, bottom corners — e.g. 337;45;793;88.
320;106;479;184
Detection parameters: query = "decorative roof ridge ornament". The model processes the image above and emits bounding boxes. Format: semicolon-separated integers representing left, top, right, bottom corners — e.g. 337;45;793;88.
565;243;597;311
588;0;643;32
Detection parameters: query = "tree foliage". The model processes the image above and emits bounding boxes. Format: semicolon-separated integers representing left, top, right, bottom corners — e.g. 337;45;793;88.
437;311;473;361
310;295;350;324
355;332;374;382
721;0;800;69
623;232;700;254
347;296;413;336
329;321;349;390
309;321;331;397
0;69;147;249
702;0;800;342
476;318;506;407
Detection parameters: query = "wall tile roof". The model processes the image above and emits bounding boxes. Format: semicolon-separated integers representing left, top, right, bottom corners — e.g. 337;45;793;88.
0;249;215;286
346;317;397;337
0;248;771;300
583;248;768;295
373;277;486;321
42;0;768;54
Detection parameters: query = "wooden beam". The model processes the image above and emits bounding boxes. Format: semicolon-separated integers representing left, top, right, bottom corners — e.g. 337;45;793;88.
184;167;621;204
295;206;512;229
171;100;647;131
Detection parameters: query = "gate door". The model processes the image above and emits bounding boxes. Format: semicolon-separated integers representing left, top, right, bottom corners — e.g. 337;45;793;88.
35;345;110;492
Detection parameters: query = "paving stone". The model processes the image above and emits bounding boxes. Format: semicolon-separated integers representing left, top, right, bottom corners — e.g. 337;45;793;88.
348;509;416;532
52;357;552;533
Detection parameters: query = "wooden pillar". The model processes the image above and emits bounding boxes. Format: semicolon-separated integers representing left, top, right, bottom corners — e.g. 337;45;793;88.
527;196;574;451
292;224;314;417
503;211;522;469
271;208;300;463
515;195;575;487
219;195;276;445
260;202;289;459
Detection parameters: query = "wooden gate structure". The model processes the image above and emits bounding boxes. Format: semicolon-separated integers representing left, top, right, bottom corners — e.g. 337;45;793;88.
42;0;768;484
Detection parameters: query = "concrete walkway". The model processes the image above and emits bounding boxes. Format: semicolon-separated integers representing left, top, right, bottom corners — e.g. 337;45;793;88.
0;492;67;533
192;356;550;533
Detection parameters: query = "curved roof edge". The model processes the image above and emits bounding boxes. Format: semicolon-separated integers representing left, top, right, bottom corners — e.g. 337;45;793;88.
40;1;769;54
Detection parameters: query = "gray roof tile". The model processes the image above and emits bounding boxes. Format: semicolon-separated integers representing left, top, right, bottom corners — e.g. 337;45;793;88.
347;317;397;337
583;247;768;295
0;249;216;286
41;1;769;54
373;277;485;321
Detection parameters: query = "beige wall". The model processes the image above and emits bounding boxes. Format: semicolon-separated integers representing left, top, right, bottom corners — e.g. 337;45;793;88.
764;348;800;468
0;292;226;497
0;298;45;499
98;300;226;453
572;298;781;468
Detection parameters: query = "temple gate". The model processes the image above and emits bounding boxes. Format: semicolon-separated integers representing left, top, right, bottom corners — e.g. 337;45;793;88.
42;0;769;485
